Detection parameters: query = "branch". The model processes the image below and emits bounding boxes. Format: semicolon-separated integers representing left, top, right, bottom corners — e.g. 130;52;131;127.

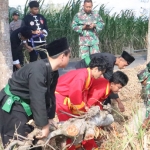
5;140;25;150
14;133;33;141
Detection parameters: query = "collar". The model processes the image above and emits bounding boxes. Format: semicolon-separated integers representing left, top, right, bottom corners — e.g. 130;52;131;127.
13;20;19;22
81;9;93;15
29;13;37;17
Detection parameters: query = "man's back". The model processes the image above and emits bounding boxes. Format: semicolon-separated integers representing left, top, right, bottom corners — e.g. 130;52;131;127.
87;78;110;108
56;68;89;95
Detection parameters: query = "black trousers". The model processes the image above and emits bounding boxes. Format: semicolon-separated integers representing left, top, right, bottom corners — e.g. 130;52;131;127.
28;42;47;62
0;92;42;150
0;107;32;146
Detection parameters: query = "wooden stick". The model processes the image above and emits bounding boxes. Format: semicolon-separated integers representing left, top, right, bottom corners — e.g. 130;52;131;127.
14;133;33;141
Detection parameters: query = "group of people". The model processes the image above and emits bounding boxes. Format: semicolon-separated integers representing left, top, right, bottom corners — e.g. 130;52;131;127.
10;0;48;72
1;0;149;150
10;0;104;72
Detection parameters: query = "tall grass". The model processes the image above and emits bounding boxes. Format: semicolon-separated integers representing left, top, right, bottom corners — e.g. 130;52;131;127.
10;0;148;57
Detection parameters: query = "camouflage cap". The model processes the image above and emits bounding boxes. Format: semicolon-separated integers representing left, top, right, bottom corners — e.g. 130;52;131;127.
137;62;150;82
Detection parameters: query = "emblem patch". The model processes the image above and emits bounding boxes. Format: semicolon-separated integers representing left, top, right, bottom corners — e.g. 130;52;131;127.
30;21;34;26
40;19;44;24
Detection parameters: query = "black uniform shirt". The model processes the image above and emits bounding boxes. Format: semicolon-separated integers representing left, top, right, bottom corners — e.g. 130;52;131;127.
10;27;23;63
22;14;48;43
75;53;116;80
8;58;59;127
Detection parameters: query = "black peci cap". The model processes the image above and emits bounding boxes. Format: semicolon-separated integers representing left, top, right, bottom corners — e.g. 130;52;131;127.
46;37;69;56
121;51;135;65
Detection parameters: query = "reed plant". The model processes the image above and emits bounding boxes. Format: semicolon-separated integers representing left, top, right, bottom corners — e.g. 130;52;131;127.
10;0;148;57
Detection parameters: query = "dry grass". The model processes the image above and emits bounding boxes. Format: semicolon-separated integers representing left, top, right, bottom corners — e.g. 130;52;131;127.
97;64;150;150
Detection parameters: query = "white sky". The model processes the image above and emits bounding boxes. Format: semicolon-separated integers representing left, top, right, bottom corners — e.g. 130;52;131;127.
9;0;150;16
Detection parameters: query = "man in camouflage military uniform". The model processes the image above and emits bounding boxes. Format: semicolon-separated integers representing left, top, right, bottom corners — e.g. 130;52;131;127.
137;62;150;128
72;0;104;59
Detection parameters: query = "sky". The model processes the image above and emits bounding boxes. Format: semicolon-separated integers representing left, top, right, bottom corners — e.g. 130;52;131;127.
9;0;150;16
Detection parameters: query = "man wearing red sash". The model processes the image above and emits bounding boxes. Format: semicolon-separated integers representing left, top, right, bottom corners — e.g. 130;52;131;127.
56;70;128;150
55;57;107;150
87;71;128;110
81;71;128;150
55;57;107;121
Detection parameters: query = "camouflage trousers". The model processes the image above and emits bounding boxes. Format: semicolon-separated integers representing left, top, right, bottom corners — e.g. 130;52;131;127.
79;45;100;59
146;99;150;118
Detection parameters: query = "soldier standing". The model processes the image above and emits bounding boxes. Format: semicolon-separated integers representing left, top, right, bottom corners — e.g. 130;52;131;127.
72;0;104;59
137;62;150;128
9;12;22;34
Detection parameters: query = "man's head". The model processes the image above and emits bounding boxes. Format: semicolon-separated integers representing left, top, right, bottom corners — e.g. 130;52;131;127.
137;62;150;86
116;51;135;69
109;71;128;94
83;0;93;14
20;26;32;40
29;0;39;15
89;57;108;79
12;12;19;21
46;37;71;68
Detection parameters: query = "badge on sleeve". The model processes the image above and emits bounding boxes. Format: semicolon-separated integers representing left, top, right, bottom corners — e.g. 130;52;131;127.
30;21;34;26
40;18;44;24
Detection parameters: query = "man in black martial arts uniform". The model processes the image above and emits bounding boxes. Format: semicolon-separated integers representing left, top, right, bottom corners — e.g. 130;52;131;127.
0;37;70;148
75;51;135;112
10;26;33;72
22;0;49;62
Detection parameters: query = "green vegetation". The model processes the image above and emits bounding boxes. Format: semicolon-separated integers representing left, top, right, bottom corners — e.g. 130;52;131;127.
9;0;148;57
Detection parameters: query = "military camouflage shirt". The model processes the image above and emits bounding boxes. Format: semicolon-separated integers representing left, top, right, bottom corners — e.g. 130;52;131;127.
137;62;150;118
72;9;104;46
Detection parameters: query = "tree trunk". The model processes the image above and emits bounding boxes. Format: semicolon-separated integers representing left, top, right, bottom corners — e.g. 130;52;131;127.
0;0;13;90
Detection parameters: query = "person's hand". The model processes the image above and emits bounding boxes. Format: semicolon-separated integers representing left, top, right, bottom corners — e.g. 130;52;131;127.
32;30;41;35
36;124;50;139
89;23;96;29
41;30;47;34
85;106;89;112
49;119;58;129
82;24;88;30
15;63;21;69
27;46;33;52
118;102;125;112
